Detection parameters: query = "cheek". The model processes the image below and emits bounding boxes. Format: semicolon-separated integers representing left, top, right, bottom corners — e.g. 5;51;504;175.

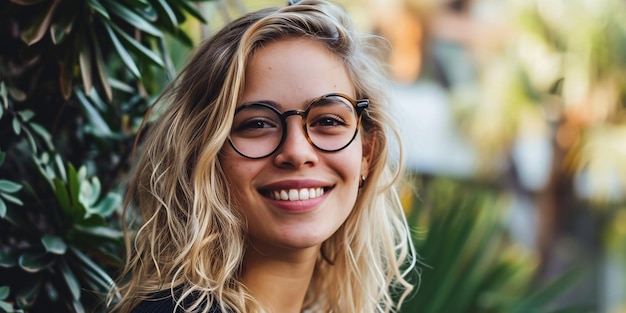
332;147;364;184
220;156;249;193
220;145;250;175
222;163;252;216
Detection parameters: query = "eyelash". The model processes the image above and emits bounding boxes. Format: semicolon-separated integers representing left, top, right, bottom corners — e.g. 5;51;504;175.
310;115;346;127
238;118;278;130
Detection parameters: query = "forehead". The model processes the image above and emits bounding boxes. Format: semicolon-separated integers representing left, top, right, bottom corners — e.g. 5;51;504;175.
239;37;355;109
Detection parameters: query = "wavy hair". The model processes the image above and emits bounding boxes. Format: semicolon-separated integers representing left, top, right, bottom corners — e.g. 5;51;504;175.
111;1;416;312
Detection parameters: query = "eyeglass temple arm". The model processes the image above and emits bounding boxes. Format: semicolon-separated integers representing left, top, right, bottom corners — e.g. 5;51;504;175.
356;99;369;114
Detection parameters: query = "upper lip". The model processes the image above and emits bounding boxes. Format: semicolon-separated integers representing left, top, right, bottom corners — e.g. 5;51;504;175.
259;179;333;191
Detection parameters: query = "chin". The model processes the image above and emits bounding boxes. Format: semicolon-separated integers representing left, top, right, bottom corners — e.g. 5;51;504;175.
277;229;335;250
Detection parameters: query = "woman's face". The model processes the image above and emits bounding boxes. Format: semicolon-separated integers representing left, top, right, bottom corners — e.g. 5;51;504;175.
220;37;370;253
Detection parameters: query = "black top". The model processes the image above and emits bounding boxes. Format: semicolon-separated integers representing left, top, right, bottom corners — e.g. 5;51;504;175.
131;292;224;313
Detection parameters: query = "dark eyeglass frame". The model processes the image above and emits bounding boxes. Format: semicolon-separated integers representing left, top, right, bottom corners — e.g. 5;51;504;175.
228;93;369;159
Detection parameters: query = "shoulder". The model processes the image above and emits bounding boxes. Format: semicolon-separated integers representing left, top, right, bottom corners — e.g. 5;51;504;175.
131;292;224;313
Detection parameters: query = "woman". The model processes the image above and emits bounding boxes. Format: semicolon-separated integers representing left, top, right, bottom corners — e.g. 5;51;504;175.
111;0;417;312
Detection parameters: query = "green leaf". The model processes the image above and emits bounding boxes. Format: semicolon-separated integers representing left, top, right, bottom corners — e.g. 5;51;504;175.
17;110;34;122
24;127;38;153
68;164;80;208
0;250;19;268
157;37;176;81
46;283;59;302
170;25;194;48
0;301;13;312
92;192;121;217
138;3;157;22
95;245;123;265
76;214;105;227
111;23;164;67
65;164;88;221
0;151;5;166
105;1;163;37
75;88;113;136
0;286;9;299
79;178;99;208
92;35;112;102
53;178;72;215
0;180;21;193
108;77;134;93
20;0;61;45
72;297;86;313
79;37;94;94
103;23;141;79
41;235;67;255
55;153;67;182
59;259;80;300
50;7;75;44
0;192;23;206
70;247;115;290
0;81;6;109
86;0;110;20
156;0;177;29
7;86;27;102
80;264;112;293
174;0;207;24
77;165;87;182
74;225;123;243
0;198;6;218
34;152;58;189
18;251;53;273
12;117;20;135
29;122;53;150
86;88;107;111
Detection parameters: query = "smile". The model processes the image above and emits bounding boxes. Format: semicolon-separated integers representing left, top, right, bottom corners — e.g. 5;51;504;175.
266;187;326;201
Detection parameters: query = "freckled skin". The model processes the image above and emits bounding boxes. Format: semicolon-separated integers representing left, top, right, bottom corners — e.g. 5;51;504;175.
220;37;371;254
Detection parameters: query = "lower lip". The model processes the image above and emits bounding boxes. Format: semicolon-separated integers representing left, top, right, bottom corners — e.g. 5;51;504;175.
264;191;329;213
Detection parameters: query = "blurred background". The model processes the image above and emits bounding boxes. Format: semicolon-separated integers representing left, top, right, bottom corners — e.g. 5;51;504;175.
195;0;626;311
1;0;624;312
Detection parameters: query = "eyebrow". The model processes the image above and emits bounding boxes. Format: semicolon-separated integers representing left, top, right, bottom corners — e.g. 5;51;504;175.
237;97;318;111
237;100;282;111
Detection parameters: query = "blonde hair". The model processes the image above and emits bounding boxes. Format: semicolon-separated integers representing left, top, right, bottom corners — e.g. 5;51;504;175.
111;1;416;312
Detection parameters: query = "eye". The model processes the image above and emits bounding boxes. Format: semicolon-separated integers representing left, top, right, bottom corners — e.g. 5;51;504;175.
235;118;277;131
246;119;272;129
311;115;346;127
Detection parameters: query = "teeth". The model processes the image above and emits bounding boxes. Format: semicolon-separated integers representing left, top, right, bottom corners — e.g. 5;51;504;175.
268;188;325;201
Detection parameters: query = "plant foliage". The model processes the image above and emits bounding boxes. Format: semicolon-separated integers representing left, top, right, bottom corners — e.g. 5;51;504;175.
0;0;207;311
401;178;595;313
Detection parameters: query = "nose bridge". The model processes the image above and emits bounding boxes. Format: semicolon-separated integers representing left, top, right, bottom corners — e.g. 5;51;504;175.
281;110;309;144
274;108;318;166
282;109;306;121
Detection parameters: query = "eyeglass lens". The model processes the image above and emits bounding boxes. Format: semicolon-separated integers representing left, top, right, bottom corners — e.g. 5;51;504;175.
229;94;361;159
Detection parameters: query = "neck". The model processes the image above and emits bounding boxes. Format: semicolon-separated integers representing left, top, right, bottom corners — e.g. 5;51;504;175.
241;239;319;313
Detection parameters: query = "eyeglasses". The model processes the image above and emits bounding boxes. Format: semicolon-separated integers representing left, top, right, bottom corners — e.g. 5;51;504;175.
228;93;369;159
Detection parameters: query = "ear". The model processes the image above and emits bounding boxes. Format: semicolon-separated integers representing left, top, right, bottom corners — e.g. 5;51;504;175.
361;132;376;178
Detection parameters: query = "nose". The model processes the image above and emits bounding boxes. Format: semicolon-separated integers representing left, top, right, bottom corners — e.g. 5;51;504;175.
273;117;319;168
